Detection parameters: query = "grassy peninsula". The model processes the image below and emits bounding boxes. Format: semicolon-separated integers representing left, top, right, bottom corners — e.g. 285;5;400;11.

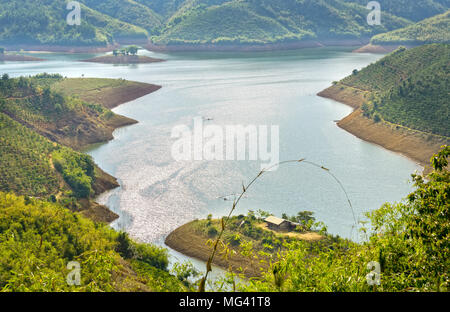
0;73;161;222
318;44;450;168
166;212;327;278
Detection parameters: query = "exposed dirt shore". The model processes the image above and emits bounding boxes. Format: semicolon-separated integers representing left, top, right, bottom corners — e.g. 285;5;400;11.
73;80;162;110
166;221;267;278
352;44;411;53
318;84;449;170
3;38;372;54
30;78;163;150
146;39;370;52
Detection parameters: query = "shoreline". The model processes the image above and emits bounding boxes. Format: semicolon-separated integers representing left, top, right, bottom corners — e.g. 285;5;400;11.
165;221;267;278
318;84;449;170
2;39;370;54
0;54;45;62
56;79;162;222
353;43;416;54
146;39;370;52
83;81;161;221
1;44;120;54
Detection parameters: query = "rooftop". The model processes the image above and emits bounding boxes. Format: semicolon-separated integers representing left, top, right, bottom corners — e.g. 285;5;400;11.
265;216;287;226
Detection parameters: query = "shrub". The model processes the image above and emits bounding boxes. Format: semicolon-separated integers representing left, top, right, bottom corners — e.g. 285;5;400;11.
206;226;218;238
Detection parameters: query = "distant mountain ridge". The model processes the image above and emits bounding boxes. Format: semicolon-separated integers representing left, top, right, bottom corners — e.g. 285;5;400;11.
370;10;450;46
0;0;448;49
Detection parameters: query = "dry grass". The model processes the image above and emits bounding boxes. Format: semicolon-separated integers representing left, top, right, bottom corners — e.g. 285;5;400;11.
256;223;324;242
51;78;161;109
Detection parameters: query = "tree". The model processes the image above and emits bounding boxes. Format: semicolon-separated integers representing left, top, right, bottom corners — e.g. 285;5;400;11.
127;45;139;56
369;145;450;291
362;102;371;117
373;113;382;123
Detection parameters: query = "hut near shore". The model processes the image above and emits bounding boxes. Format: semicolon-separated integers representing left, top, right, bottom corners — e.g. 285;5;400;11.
265;216;294;232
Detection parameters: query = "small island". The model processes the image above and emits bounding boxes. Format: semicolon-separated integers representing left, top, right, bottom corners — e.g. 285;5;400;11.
0;47;44;62
82;45;165;64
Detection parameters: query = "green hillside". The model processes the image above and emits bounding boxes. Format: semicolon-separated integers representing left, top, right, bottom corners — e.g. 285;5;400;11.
348;0;449;22
0;74;198;291
0;0;148;46
0;112;60;198
370;10;450;45
153;0;411;45
340;44;450;137
1;0;449;48
135;0;189;20
0;192;191;291
0;110;109;203
0;74;146;211
0;74;133;149
79;0;164;35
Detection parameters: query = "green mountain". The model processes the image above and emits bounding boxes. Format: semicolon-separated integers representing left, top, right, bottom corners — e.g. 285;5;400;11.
348;0;449;22
1;0;449;48
370;10;450;45
78;0;164;35
339;44;450;137
0;0;148;46
152;0;411;45
134;0;188;20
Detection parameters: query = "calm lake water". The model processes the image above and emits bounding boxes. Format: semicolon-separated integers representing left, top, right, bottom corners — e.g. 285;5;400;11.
1;48;421;274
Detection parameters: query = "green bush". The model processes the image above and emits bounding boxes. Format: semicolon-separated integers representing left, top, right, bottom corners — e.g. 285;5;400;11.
206;226;218;238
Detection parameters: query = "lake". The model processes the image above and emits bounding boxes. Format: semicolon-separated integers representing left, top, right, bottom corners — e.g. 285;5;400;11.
1;47;421;274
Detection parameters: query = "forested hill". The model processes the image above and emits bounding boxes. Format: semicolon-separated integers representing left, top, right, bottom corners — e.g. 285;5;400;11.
0;0;449;48
0;191;191;291
348;0;449;22
150;0;411;46
0;0;149;46
370;10;450;46
0;74;159;220
338;44;450;137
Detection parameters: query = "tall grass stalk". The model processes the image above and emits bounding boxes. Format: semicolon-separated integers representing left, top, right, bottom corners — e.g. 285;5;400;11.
198;159;356;292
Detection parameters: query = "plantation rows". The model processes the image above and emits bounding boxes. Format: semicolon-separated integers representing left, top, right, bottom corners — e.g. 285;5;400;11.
342;44;449;137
